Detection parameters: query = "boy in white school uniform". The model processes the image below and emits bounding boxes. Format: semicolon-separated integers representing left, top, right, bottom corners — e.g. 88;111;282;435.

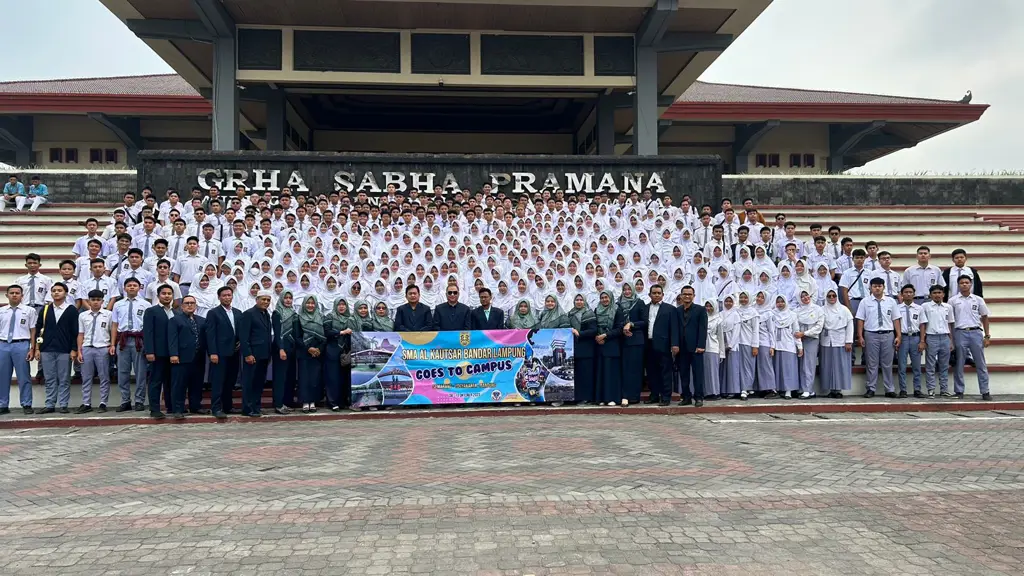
855;277;901;398
895;285;923;398
76;290;115;413
902;246;945;306
871;251;902;300
920;285;955;398
948;275;992;400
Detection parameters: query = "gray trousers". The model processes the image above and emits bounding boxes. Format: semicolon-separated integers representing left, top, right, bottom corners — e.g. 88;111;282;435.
80;346;112;406
896;334;923;392
954;329;990;395
41;351;72;408
117;340;148;405
864;331;895;393
925;333;951;393
799;337;819;393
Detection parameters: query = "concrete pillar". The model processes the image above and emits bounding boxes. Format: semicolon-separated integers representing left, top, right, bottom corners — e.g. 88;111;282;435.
632;46;658;156
212;35;239;151
597;94;616;155
265;89;286;151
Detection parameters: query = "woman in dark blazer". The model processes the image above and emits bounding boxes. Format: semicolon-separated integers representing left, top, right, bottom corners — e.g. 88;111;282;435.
618;283;645;406
271;290;298;413
568;294;597;405
296;295;326;413
594;289;624;406
323;297;358;411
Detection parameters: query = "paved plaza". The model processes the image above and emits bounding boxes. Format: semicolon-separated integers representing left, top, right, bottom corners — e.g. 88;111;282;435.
1;413;1023;575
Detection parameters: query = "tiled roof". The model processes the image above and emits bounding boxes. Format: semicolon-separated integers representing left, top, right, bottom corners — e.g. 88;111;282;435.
678;81;960;105
0;74;201;97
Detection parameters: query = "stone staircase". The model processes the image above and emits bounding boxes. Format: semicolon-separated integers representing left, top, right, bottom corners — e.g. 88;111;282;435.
1;203;1022;395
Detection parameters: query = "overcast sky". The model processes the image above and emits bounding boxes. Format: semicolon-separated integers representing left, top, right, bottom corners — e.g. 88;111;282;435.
2;0;1020;173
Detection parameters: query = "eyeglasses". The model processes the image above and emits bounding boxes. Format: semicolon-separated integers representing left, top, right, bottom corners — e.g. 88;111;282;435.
447;291;458;295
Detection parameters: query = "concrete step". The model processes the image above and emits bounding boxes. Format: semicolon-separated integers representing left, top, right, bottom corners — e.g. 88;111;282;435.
771;205;1024;215
0;214;108;224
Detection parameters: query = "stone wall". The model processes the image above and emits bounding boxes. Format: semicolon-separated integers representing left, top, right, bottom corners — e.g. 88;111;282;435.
722;176;1024;206
4;170;137;204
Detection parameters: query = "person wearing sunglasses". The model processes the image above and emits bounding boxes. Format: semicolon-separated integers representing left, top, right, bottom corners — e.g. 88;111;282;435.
432;285;471;331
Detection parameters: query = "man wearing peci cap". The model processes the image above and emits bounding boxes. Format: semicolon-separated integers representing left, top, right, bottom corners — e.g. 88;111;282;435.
238;290;275;417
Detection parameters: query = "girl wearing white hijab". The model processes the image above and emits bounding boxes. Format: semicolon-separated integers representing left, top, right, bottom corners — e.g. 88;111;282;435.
772;296;803;399
189;271;219;318
733;291;760;400
719;295;743;399
703;300;725;399
753;290;777;398
793;260;816;305
812;262;838;306
689;265;715;307
820;288;854;398
795;290;825;399
714;264;736;311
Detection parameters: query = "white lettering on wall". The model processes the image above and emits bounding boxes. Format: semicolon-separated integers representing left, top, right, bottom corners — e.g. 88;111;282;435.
333;171;355;193
285;170;309;192
252;169;280;191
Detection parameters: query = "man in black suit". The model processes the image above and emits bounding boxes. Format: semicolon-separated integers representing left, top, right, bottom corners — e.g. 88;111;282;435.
470;288;505;330
641;285;678;406
206;286;242;419
393;285;432;331
675;286;708;407
168;295;207;419
238;291;274;417
143;284;176;419
433;285;471;331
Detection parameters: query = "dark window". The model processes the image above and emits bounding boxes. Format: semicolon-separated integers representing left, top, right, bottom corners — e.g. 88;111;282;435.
803;154;816;168
105;149;118;163
64;148;78;163
49;148;62;163
89;148;103;164
789;153;801;168
768;153;780;168
754;154;767;168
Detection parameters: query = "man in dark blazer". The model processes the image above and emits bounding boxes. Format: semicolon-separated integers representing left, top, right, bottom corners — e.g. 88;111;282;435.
205;286;242;418
238;291;274;417
393;285;432;331
168;295;207;419
143;284;176;419
675;286;708;407
639;285;678;406
433;285;472;331
470;288;505;330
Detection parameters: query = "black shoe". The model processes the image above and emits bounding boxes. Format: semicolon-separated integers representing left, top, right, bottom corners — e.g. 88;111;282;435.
22;407;33;415
982;393;992;401
657;400;670;407
133;402;145;412
955;393;964;399
97;404;107;413
248;412;262;418
835;392;844;398
150;411;166;419
677;399;693;406
116;403;131;412
0;407;8;415
694;400;704;408
188;409;211;415
58;407;70;414
913;391;925;399
75;405;92;414
172;412;185;420
212;411;227;419
644;398;660;404
275;406;292;415
897;391;907;398
37;407;55;414
863;391;875;398
763;391;779;399
884;392;897;398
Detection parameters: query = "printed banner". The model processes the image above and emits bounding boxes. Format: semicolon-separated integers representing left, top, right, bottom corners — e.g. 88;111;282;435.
350;329;575;407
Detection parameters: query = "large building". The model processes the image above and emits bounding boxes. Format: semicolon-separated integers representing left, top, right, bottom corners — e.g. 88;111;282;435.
0;0;987;173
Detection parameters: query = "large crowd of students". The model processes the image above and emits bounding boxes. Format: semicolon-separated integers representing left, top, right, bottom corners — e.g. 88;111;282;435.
0;181;994;417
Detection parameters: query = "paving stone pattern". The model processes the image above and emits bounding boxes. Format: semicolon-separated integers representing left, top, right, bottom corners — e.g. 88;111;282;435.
1;415;1023;575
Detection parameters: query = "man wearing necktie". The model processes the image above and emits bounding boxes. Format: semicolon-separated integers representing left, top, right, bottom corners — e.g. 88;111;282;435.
855;278;902;398
0;285;37;414
896;285;924;398
238;291;275;417
168;296;208;419
75;290;115;413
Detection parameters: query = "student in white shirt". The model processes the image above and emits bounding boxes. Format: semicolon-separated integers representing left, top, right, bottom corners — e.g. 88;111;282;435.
172;238;210;296
17;253;53;310
75;239;106;284
111;277;152;411
72;218;109;258
863;241;880;272
131;216;161;259
948;275;992;400
146;259;183;306
76;289;115;413
702;300;725;399
895;285;924;398
0;285;38;413
920;285;955;398
165;219;191;260
820;288;854;398
871;251;902;299
80;259;118;310
902;246;945;305
105;234;133;283
825;226;844;261
855;277;901;398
